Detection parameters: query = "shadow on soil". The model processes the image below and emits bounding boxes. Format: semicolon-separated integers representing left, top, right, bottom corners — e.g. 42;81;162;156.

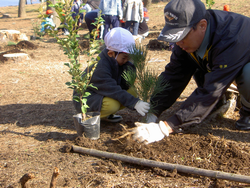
0;101;75;129
1;101;249;144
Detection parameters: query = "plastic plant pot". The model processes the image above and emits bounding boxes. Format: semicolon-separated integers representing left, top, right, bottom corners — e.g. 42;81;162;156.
73;112;100;140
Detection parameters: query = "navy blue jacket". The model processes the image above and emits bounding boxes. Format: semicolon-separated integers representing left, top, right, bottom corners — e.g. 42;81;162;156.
152;10;250;130
74;48;139;113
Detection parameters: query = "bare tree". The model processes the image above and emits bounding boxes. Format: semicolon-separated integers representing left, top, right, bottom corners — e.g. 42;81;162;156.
18;0;26;17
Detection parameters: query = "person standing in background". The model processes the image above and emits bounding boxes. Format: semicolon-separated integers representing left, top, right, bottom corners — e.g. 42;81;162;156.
71;0;84;26
143;3;149;22
122;0;143;35
99;0;123;39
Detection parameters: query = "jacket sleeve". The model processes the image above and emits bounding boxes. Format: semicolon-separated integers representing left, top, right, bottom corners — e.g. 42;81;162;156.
122;0;128;20
150;46;197;118
139;0;144;23
117;0;123;19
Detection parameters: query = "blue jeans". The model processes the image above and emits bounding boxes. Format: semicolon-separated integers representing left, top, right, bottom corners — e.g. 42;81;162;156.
125;21;139;35
103;15;120;39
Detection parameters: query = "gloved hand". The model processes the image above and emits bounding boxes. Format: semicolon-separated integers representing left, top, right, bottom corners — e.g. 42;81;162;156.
134;100;150;116
132;121;169;144
146;113;158;123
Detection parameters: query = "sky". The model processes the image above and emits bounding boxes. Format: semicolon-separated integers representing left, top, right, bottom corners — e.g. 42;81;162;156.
0;0;40;7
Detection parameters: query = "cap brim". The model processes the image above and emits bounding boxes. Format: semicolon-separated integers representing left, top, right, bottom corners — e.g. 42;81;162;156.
157;25;192;43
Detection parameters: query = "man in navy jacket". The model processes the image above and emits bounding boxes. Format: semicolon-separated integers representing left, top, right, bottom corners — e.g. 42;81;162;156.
132;0;250;144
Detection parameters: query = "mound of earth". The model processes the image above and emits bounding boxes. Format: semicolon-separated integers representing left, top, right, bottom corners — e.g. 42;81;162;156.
147;31;160;38
0;41;37;63
16;40;38;50
147;39;170;50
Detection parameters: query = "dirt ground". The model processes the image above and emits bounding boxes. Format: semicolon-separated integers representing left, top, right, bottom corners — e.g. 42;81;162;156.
1;1;250;188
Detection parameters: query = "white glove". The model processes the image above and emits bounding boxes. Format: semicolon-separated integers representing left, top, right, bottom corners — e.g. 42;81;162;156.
134;100;150;116
146;113;158;123
132;121;169;144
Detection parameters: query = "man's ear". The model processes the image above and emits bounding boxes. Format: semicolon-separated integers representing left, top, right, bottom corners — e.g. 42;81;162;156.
199;19;207;31
107;50;115;57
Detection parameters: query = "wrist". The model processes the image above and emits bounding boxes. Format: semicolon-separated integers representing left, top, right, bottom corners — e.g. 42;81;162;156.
146;113;158;123
159;121;174;135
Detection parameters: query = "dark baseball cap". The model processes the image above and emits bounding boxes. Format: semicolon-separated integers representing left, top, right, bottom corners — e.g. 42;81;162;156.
158;0;206;42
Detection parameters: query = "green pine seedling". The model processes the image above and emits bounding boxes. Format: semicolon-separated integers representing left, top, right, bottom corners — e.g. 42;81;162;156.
124;44;168;121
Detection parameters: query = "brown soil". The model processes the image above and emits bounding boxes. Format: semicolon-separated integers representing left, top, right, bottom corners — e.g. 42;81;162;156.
1;2;250;188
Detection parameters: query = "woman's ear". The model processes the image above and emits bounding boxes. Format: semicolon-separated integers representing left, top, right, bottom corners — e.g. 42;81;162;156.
107;50;115;57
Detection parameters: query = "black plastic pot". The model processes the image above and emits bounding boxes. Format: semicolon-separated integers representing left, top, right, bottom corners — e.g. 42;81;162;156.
73;112;100;140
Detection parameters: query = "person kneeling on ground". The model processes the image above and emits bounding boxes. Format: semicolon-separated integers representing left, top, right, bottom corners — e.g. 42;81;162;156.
82;0;101;13
40;10;56;33
73;27;150;122
84;9;104;39
132;0;250;144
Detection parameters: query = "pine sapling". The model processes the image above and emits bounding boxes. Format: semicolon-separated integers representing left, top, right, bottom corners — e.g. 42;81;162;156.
123;44;168;121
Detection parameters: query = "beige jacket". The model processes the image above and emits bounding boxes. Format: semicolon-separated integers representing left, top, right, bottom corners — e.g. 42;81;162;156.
123;0;143;23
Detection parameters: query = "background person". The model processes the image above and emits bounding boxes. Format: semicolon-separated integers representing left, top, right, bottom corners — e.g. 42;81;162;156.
71;0;84;26
73;27;150;122
121;3;148;38
59;10;70;36
137;19;149;38
138;3;149;38
40;9;56;33
143;3;149;22
99;0;123;39
84;9;104;39
82;0;101;13
132;0;250;144
122;0;144;35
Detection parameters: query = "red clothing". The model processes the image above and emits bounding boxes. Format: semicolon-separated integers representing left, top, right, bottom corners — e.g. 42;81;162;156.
143;7;149;20
144;10;149;19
